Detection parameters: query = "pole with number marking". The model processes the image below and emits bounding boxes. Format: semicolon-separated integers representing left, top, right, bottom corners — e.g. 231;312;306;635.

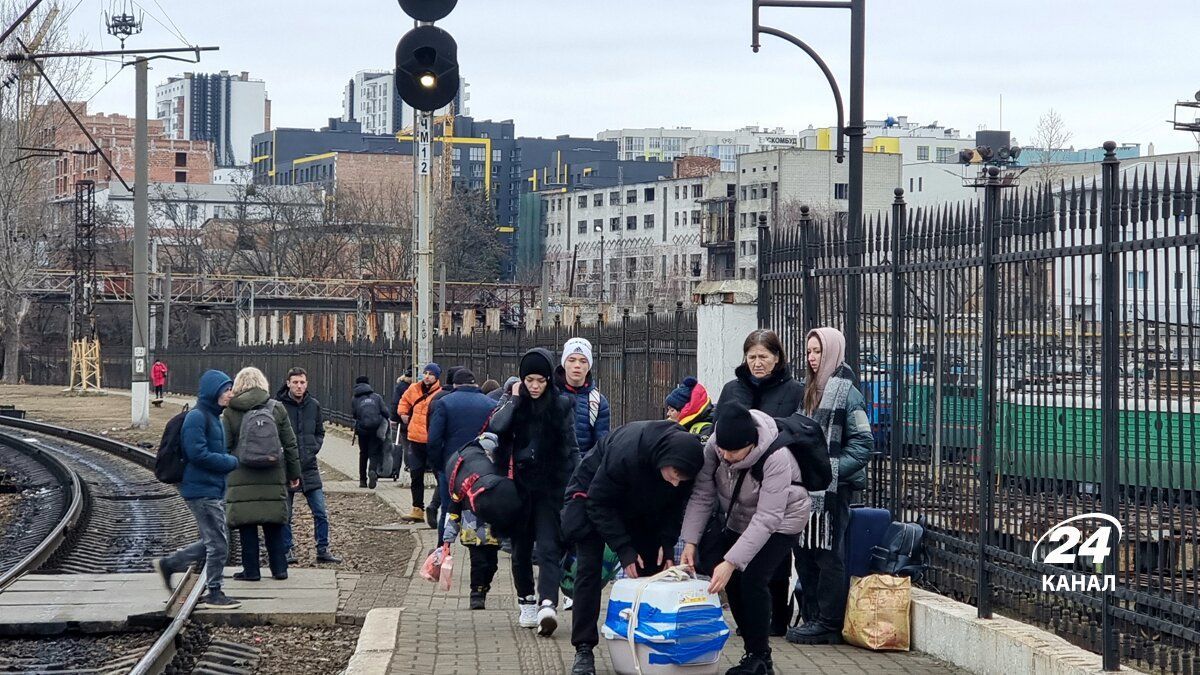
416;110;433;369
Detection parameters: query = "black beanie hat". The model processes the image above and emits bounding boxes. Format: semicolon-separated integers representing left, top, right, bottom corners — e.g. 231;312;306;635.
715;401;759;450
355;375;370;385
453;368;476;385
653;427;705;479
518;349;554;380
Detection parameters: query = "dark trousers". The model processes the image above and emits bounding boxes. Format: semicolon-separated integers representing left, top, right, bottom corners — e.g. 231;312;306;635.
769;554;794;632
239;523;288;578
571;531;662;650
794;492;851;628
726;532;798;655
408;442;427;508
434;470;451;539
469;544;500;590
154;384;163;398
358;435;383;484
510;489;563;605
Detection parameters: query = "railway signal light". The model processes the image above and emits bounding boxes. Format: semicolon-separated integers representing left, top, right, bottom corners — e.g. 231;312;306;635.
396;1;459;112
397;0;457;22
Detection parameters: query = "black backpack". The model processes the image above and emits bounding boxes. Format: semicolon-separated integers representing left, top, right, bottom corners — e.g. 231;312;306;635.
354;394;384;435
869;520;927;580
154;405;190;484
750;413;833;492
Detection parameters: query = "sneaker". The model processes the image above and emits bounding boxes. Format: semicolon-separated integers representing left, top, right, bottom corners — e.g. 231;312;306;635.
404;506;425;522
316;548;342;564
198;589;242;610
571;647;596;675
517;596;538;628
424;506;438;530
469;586;487;610
785;621;842;645
725;651;774;675
152;558;173;592
563;596;574;611
536;600;558;637
286;549;298;565
368;470;378;489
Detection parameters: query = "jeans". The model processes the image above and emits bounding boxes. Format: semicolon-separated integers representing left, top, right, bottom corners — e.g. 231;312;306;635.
408;442;427;508
510;489;563;605
794;492;851;628
284;488;330;550
726;532;798;655
571;531;663;649
469;544;500;590
434;471;451;539
239;524;289;578
163;497;229;592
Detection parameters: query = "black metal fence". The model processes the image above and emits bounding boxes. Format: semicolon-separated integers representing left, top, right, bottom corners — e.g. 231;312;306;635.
22;305;697;428
761;145;1200;673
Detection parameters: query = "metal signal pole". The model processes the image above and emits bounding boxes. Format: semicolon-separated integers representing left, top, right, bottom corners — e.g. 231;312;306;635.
415;109;433;370
131;57;150;427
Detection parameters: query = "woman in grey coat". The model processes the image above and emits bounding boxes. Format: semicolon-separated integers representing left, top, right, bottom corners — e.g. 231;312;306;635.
680;401;812;675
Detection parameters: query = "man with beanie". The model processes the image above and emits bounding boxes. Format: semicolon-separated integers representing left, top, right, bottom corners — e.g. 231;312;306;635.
398;363;443;520
665;376;714;442
351;376;389;489
555;337;610;456
427;368;497;539
562;420;704;674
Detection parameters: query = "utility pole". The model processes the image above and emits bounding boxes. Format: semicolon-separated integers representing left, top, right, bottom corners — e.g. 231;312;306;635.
130;57;149;427
415;109;433;369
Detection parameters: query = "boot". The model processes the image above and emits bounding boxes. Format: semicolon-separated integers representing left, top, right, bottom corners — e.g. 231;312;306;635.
316;547;342;564
786;620;842;645
404;507;425;522
469;585;488;610
571;646;597;675
425;506;438;530
724;651;774;675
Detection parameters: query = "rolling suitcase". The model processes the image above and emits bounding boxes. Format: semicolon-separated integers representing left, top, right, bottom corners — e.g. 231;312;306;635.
843;505;891;584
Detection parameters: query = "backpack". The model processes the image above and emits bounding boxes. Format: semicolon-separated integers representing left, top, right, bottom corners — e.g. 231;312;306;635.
154;405;191;484
236;401;284;469
354;394;385;435
749;413;833;493
869;520;927;580
587;389;601;427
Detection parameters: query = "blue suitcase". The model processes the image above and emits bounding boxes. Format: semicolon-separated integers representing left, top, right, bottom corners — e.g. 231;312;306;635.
843;506;891;584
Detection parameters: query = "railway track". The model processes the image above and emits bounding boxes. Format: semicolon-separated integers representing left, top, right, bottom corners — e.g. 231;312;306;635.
0;416;260;674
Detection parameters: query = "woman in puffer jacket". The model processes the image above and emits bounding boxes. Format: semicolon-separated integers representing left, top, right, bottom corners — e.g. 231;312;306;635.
680;401;812;675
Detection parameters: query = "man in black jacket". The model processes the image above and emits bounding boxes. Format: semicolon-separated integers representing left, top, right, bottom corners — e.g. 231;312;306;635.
563;420;704;675
277;368;342;564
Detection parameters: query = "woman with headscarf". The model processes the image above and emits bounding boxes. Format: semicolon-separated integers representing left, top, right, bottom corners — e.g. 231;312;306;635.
487;347;579;637
786;327;874;645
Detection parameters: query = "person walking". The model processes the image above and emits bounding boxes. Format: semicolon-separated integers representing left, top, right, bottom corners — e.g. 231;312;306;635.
427;368;497;539
564;421;705;675
718;329;804;635
351;376;390;489
276;367;342;565
397;363;443;521
389;372;413;481
554;337;610;456
151;360;168;399
665;376;715;442
223;367;303;582
679;401;814;675
787;327;873;645
422;365;463;528
153;370;241;609
488;348;579;637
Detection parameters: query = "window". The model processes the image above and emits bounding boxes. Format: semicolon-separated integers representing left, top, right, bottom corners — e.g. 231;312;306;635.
644;214;655;229
909;178;914;192
453;148;462;160
626;137;645;152
1127;271;1148;289
492;149;502;162
751;186;758;200
360;243;375;261
1176;272;1185;290
626;215;637;230
627;189;637;204
690;254;701;276
593;193;603;207
834;183;849;200
186;205;198;222
610;217;620;231
609;191;620;205
578;195;588;208
740;213;747;228
691;210;701;225
936;147;955;163
175;152;187;168
741;186;748;200
174;171;186;183
578;221;587;234
916;146;929;161
674;185;680;199
472;164;484;178
644;187;655;201
674;212;680;227
918;177;923;191
692;184;703;198
469;147;485;161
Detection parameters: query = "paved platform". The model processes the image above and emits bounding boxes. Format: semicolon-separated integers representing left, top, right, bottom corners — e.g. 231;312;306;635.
0;567;339;635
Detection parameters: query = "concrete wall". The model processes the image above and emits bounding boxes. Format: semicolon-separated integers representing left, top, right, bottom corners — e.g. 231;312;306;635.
696;300;757;401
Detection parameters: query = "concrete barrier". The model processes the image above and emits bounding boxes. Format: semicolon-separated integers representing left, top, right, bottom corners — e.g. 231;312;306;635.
911;589;1145;675
344;607;401;674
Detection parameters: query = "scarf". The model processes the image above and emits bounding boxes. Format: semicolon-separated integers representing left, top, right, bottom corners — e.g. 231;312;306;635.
798;362;854;551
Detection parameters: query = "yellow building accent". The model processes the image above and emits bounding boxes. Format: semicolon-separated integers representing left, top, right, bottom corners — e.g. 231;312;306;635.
497;226;515;233
251;155;270;163
816;128;832;151
395;134;493;195
293;152;337;166
870;137;900;154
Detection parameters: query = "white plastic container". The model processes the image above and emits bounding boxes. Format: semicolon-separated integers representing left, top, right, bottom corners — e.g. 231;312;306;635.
601;574;730;675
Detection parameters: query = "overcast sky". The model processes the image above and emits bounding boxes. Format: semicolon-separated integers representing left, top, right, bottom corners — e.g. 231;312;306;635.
58;0;1200;153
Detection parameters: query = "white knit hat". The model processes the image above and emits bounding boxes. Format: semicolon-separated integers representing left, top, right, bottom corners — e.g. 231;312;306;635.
561;337;594;368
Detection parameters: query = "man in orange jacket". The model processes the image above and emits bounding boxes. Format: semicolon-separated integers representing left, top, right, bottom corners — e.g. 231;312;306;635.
397;363;442;521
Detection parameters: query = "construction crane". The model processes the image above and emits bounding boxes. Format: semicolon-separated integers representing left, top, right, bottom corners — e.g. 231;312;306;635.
16;3;59;125
437;101;455;199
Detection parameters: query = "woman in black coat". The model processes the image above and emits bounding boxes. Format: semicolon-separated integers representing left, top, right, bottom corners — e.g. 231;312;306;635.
718;328;803;636
487;347;579;638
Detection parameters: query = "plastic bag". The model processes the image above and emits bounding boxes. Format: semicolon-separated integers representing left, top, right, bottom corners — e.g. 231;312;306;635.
841;574;911;651
420;547;445;583
438;551;454;592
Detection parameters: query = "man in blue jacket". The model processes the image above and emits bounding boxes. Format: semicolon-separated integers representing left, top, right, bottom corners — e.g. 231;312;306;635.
153;370;241;609
426;368;496;540
554;337;611;456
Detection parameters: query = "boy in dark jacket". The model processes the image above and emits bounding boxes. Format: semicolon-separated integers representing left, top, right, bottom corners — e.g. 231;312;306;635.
564;420;705;675
351;376;389;489
153;370;241;609
277;367;341;565
554;337;610;455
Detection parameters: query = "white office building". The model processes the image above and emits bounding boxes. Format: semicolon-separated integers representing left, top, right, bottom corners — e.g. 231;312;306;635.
342;71;470;135
155;71;269;168
596;126;802;171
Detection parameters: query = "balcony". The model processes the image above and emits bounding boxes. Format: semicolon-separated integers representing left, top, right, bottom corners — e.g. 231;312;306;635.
701;217;736;248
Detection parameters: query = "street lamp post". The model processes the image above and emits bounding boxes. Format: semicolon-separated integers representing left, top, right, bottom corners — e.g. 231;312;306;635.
752;0;865;371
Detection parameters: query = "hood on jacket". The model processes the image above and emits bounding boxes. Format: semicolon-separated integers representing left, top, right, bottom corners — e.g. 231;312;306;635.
554;364;595;394
734;361;794;390
649;424;705;478
807;327;846;397
352;382;376;398
725;409;782;470
678;381;711;428
197;370;233;409
229;387;270;412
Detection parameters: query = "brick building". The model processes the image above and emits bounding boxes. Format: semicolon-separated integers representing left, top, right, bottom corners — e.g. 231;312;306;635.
50;102;214;200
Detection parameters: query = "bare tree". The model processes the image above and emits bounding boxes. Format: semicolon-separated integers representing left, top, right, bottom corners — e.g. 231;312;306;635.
0;2;90;382
327;180;414;281
1030;108;1073;187
434;189;507;282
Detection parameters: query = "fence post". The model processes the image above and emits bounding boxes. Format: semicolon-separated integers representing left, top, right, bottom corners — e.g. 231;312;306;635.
620;307;630;426
645;304;655;419
673;301;683;385
757;213;771;328
977;166;1001;620
1099;140;1121;671
889;188;906;519
799;206;818;330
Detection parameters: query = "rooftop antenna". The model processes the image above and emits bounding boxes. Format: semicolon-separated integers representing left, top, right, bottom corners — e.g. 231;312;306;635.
104;0;142;49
